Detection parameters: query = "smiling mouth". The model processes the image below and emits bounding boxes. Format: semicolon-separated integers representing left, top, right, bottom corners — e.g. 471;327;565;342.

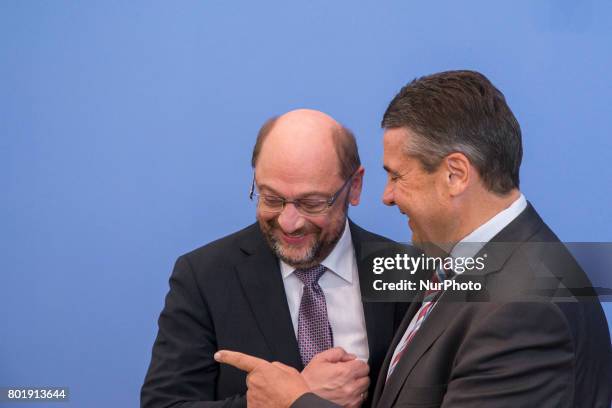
279;231;309;245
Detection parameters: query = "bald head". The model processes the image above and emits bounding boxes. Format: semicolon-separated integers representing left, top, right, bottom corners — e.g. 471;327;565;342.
277;108;340;132
251;109;360;180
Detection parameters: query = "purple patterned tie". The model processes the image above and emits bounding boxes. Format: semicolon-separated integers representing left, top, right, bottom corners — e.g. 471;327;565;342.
294;265;333;366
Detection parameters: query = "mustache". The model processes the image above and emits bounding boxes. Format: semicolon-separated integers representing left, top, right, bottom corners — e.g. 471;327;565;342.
267;220;321;236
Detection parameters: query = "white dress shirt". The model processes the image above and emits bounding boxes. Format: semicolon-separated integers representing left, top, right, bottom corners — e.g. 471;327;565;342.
388;194;528;376
280;219;370;362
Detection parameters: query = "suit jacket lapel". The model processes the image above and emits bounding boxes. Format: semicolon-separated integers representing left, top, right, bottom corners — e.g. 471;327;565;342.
361;302;395;358
371;299;421;406
235;229;303;370
350;221;397;374
375;298;460;408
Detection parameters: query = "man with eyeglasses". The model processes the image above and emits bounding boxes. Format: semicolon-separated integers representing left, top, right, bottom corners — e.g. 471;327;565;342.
141;109;416;408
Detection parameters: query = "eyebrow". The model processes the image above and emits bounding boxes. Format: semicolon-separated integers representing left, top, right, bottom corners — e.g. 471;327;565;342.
383;165;396;174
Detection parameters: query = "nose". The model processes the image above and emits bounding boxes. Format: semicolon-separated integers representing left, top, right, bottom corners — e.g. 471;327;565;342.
382;182;395;206
277;203;306;233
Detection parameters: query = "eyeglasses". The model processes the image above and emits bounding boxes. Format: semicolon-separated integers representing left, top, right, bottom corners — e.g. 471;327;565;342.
249;174;355;216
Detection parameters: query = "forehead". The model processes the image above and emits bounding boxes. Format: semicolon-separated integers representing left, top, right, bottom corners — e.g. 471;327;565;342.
255;134;343;195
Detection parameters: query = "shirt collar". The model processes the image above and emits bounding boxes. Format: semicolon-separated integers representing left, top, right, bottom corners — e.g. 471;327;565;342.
451;193;528;259
280;219;354;284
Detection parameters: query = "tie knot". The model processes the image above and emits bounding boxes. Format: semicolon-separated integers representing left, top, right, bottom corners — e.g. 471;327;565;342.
424;266;454;302
294;265;327;286
432;264;454;284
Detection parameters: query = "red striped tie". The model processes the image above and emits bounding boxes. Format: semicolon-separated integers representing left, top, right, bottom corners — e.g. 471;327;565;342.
386;271;443;378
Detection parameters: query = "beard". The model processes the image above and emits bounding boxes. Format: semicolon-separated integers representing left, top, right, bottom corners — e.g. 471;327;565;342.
258;199;349;269
268;227;323;268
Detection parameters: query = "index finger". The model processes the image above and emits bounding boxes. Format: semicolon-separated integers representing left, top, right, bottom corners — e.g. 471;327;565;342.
214;350;269;373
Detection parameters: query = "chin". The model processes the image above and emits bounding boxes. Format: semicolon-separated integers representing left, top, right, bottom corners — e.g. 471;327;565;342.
277;250;318;269
410;236;425;251
409;228;427;250
280;245;311;259
274;238;321;268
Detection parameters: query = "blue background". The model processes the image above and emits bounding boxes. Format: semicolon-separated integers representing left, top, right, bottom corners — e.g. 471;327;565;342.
2;1;611;406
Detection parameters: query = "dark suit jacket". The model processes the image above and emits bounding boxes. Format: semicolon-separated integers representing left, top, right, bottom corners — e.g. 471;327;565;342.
295;204;612;408
141;221;412;408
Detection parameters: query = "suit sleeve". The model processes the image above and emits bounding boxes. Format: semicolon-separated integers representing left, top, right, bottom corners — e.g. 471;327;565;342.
141;256;245;408
442;302;574;408
291;393;341;408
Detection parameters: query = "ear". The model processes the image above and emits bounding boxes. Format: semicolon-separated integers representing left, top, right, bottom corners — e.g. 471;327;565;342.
348;166;365;206
443;153;470;196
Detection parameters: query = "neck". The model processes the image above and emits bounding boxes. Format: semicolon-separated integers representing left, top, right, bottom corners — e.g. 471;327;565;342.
445;188;521;247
